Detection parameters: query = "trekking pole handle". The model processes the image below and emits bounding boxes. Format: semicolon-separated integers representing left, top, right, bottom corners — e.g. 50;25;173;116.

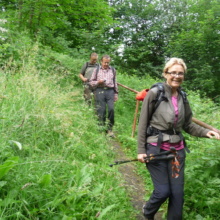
145;147;176;158
144;154;175;162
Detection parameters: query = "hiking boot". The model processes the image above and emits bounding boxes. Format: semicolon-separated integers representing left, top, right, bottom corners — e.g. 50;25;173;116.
107;130;115;138
142;203;154;220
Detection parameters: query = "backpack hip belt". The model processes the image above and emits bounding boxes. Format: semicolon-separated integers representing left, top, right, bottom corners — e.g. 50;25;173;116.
146;126;190;153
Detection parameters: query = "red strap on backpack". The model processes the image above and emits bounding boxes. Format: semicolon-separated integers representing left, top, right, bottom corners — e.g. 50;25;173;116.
135;89;149;101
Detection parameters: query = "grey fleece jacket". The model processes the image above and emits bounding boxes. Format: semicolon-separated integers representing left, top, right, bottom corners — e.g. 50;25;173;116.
138;83;210;154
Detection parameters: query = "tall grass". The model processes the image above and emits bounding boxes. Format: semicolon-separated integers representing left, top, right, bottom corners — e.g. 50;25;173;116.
0;47;137;219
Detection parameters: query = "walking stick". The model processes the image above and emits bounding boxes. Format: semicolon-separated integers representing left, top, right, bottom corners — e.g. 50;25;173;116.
109;147;176;167
131;100;140;137
117;82;140;137
192;117;220;135
117;82;139;93
117;82;220;135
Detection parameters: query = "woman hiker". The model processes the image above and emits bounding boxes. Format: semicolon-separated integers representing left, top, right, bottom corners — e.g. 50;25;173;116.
137;57;220;220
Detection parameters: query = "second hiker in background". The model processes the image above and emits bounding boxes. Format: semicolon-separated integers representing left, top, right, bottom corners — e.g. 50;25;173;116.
89;55;118;137
137;57;220;220
79;53;99;105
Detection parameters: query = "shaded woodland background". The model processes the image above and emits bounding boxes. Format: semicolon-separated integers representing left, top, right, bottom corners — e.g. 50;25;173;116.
0;0;220;99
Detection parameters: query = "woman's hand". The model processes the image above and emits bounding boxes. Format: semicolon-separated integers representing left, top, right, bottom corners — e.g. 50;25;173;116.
138;154;147;163
83;77;88;82
206;130;220;139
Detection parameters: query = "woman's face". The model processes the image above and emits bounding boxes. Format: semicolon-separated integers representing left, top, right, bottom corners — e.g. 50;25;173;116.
164;64;185;89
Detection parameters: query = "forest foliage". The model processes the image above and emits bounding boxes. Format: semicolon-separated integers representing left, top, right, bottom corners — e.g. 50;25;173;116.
0;0;220;99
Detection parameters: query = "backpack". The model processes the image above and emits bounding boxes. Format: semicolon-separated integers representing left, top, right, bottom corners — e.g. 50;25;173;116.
84;61;99;69
136;82;188;112
83;62;99;77
136;83;190;153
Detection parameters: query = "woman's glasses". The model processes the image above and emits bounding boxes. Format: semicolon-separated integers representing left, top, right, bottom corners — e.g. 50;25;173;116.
167;72;184;77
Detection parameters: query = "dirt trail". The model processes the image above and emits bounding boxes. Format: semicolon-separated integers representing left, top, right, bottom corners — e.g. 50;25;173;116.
111;140;163;220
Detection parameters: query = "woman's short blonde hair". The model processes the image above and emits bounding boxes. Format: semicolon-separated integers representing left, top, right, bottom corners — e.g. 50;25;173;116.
163;58;187;76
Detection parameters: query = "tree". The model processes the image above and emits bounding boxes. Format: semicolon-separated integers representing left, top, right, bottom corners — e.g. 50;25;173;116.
0;0;115;53
111;0;190;77
111;0;220;99
166;0;220;98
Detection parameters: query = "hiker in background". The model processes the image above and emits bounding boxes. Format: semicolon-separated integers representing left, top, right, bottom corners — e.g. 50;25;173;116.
137;57;220;220
89;55;118;137
79;53;99;105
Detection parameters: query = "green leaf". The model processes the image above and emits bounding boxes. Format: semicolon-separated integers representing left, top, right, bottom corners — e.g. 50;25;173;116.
195;214;203;220
98;204;116;219
209;178;220;187
38;174;52;188
9;140;22;150
0;157;19;179
0;181;7;188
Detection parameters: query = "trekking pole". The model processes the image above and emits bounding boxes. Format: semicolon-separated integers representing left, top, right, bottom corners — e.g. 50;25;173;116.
192;117;220;135
117;82;139;137
109;147;176;167
131;100;140;137
109;158;138;167
109;154;175;167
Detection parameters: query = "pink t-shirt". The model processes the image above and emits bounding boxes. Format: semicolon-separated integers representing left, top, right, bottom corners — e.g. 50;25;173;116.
150;96;184;151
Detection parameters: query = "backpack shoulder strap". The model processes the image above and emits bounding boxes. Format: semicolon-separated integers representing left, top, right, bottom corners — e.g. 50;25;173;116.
94;65;100;80
178;88;190;153
150;83;168;111
111;66;117;92
85;62;89;70
111;66;116;81
179;89;188;103
111;66;116;75
82;62;89;76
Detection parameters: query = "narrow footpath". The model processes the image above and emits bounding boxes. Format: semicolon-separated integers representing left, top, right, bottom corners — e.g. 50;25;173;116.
110;140;163;220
